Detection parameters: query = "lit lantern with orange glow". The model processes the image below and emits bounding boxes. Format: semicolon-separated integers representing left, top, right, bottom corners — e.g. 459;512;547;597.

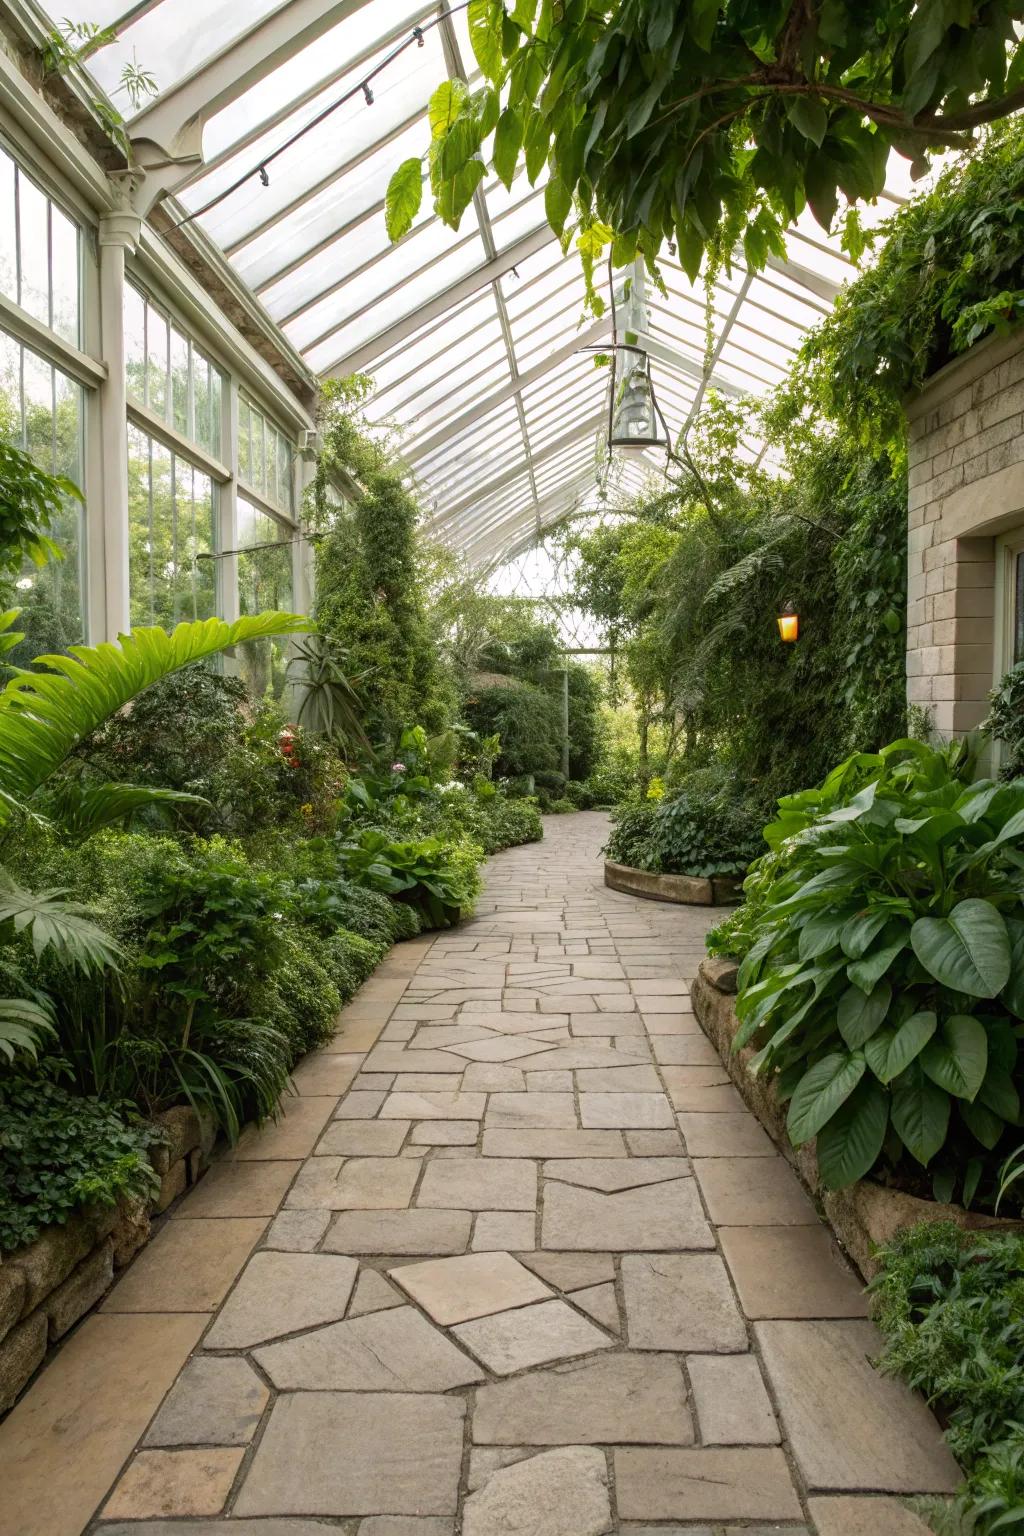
777;602;799;643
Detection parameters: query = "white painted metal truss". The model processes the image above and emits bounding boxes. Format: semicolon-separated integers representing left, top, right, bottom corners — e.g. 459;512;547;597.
41;0;917;570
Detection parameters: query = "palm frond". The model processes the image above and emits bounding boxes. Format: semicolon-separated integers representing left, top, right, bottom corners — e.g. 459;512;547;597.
0;613;311;812
0;873;122;973
44;780;209;840
0;994;56;1063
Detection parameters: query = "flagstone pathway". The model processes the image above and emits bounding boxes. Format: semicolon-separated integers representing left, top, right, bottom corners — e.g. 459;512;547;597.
0;812;960;1536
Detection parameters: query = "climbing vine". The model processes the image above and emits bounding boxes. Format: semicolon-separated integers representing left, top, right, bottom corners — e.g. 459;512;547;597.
309;380;451;740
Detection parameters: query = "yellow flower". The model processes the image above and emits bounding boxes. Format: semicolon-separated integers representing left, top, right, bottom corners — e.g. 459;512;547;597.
646;776;665;801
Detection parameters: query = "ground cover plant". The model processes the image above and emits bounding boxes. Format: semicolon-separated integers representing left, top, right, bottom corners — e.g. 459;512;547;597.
606;770;766;880
870;1221;1024;1535
710;739;1024;1201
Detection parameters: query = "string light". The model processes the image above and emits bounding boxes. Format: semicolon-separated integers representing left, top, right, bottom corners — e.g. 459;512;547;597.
173;2;473;231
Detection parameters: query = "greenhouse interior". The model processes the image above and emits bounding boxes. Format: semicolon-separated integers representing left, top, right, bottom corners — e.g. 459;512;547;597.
2;2;1024;1533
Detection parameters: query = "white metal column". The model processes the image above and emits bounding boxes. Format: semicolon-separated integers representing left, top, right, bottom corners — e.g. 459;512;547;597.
97;205;142;640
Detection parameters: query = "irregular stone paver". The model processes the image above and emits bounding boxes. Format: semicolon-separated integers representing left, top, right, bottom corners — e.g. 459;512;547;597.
720;1224;869;1319
254;1306;485;1391
622;1253;747;1351
144;1357;268;1447
473;1353;692;1444
462;1446;612;1536
234;1393;465;1516
614;1447;803;1522
204;1253;358;1349
755;1319;961;1492
543;1156;690;1191
4;812;960;1536
452;1298;613;1374
542;1177;714;1251
808;1495;937;1534
692;1154;818;1225
103;1448;244;1518
687;1354;779;1444
417;1157;537;1210
324;1208;471;1255
390;1251;551;1324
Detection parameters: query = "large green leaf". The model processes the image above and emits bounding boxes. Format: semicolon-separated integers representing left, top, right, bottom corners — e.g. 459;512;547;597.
816;1074;889;1189
0;994;56;1064
385;158;424;242
468;0;504;79
493;107;523;190
920;1014;988;1100
787;1050;866;1146
863;1010;936;1084
837;979;890;1049
891;1061;950;1166
911;898;1011;998
0;613;309;815
0;874;122;974
847;932;907;993
1003;916;1024;1018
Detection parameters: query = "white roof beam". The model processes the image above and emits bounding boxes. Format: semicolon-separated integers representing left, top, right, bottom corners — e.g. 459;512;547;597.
323;223;557;376
128;0;377;202
403;319;611;462
175;1;436;194
428;413;604;533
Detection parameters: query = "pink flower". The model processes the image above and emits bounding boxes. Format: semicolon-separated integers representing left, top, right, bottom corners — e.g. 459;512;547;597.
391;761;406;773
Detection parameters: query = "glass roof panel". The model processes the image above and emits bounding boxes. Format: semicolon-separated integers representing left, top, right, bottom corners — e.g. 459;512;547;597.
30;2;923;568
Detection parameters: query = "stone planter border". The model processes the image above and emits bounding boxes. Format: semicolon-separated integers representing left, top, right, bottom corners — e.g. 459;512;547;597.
692;958;1020;1279
604;859;742;907
0;1104;214;1414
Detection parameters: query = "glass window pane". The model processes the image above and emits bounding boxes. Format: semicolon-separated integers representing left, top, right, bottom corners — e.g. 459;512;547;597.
147;305;169;418
0;333;84;658
0;149;15;303
50;203;79;345
125;283;146;403
237;495;293;701
18;174;50;328
128;426;217;629
170;327;190;435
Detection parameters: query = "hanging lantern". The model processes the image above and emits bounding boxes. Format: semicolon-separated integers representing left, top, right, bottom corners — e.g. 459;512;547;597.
777;602;799;643
609;350;667;456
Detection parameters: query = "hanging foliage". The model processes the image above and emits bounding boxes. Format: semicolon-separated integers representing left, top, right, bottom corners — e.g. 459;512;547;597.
388;1;1024;296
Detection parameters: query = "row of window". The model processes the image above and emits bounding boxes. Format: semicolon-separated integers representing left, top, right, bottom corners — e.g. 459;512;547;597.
0;139;297;695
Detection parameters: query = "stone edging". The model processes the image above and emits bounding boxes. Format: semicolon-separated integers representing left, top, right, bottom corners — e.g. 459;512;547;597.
604;860;742;907
0;1104;214;1414
692;958;1020;1279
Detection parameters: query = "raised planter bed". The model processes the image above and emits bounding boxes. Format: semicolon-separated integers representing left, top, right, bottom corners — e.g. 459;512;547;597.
604;859;742;907
0;1104;214;1414
692;957;1020;1279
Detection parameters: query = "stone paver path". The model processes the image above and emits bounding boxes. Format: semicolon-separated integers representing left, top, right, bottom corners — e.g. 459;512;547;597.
0;813;959;1535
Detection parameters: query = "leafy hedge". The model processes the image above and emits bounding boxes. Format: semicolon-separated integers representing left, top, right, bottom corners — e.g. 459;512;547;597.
607;778;766;881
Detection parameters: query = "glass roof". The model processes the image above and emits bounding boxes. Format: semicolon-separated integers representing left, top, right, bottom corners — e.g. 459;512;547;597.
45;0;921;569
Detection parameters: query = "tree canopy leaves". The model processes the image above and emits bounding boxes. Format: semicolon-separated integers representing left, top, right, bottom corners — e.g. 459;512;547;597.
389;0;1024;278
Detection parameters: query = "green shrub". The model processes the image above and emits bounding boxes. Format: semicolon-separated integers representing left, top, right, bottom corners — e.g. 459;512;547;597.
248;925;341;1064
545;798;577;815
605;802;660;869
870;1222;1024;1534
607;779;764;878
318;929;388;1003
725;740;1024;1198
335;828;481;928
0;1072;158;1254
982;664;1024;780
463;683;562;778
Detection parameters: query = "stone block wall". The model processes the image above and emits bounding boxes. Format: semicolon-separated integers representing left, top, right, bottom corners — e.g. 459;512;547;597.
0;1105;213;1413
906;329;1024;737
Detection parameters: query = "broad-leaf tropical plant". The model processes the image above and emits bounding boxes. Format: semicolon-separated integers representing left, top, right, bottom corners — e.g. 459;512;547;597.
731;740;1024;1195
0;610;309;828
